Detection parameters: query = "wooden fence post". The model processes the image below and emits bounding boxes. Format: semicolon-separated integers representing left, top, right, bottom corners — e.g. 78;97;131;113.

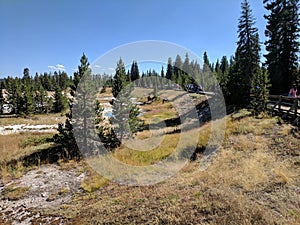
294;98;299;118
278;96;282;112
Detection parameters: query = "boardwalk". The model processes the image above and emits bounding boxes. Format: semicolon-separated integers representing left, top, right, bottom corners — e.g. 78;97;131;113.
267;95;300;125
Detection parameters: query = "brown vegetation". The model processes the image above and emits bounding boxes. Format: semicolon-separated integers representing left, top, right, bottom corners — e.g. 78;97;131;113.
0;90;299;224
68;115;299;224
0;113;66;126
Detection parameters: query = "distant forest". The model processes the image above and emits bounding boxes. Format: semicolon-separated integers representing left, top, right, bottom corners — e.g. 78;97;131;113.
0;0;299;117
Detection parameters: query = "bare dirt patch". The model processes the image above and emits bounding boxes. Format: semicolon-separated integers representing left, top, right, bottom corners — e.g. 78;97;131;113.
0;164;86;224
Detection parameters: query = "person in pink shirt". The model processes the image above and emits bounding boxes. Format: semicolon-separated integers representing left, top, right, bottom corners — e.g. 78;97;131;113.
289;85;297;98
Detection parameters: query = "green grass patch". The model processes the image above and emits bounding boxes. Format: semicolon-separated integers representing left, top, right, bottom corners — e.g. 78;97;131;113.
140;101;177;123
20;133;53;148
113;133;179;166
81;170;108;193
3;184;29;200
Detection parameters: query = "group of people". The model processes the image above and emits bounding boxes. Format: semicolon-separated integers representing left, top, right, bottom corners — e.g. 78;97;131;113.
289;85;298;98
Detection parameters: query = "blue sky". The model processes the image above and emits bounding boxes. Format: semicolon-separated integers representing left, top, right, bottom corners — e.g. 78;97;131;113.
0;0;267;78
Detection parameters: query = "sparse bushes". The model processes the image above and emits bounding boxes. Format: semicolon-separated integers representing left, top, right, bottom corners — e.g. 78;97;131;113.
20;133;53;148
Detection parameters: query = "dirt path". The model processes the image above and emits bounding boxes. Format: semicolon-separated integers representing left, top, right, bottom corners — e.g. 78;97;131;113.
0;164;86;224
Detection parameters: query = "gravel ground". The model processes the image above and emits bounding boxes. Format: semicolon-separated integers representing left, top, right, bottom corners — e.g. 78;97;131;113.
0;164;86;225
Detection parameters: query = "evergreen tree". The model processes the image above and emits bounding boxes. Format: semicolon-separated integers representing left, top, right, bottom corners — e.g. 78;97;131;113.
250;67;271;115
160;66;165;89
111;87;144;142
34;83;47;113
215;59;220;74
161;66;165;78
202;52;214;91
22;68;31;82
112;58;128;98
264;0;299;94
53;84;67;113
203;51;212;70
228;0;261;107
218;56;230;97
130;60;140;82
126;69;131;83
33;73;40;90
22;70;34;116
190;60;201;85
0;83;4;114
54;53;92;159
174;54;183;84
165;57;173;80
111;59;144;142
220;56;229;75
183;53;190;74
42;72;52;91
73;54;98;156
58;71;70;90
10;78;23;115
46;97;53;114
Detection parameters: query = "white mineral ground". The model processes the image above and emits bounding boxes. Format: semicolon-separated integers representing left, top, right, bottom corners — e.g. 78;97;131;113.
0;124;58;135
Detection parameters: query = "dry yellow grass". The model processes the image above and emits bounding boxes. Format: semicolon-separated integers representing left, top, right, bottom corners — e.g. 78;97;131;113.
0;134;27;163
196;116;296;190
0;113;66;126
38;114;300;224
0;132;55;182
131;87;154;98
3;184;29;200
0;132;54;164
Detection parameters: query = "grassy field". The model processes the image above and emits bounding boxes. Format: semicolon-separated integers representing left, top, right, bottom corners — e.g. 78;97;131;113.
50;114;299;224
0;132;54;163
0;132;55;183
0;113;66;126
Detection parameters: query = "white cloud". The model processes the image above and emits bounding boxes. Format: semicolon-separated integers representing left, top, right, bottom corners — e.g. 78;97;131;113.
56;64;65;68
108;67;114;71
94;65;101;68
48;64;66;71
48;65;56;70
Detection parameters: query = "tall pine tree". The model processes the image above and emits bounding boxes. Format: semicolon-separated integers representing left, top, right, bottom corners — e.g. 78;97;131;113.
0;82;4;114
264;0;299;94
165;57;173;81
111;59;144;142
130;60;140;83
53;84;67;113
250;67;271;115
228;0;261;107
112;58;128;98
54;53;92;159
217;56;230;98
22;68;34;116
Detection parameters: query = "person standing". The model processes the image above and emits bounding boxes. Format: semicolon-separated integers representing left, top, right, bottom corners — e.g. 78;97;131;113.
289;85;297;98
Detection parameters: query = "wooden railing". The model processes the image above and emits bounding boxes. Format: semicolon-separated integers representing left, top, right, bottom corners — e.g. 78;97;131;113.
267;95;300;122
